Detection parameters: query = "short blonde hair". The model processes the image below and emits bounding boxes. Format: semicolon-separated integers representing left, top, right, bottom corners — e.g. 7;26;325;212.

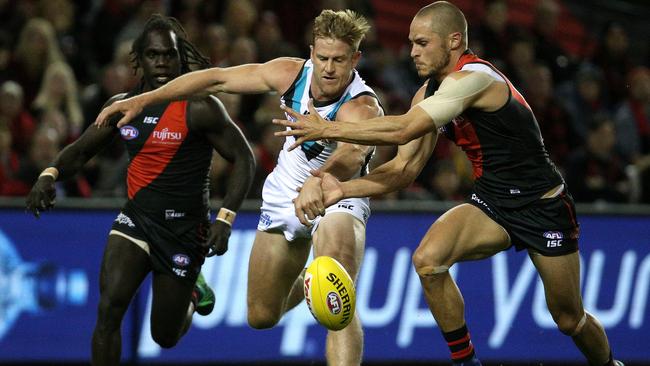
312;9;370;52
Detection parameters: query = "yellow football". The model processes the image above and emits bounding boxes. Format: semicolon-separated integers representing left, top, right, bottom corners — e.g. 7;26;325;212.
304;256;356;331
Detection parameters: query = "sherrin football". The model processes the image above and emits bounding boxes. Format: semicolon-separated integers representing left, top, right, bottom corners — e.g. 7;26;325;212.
304;256;356;331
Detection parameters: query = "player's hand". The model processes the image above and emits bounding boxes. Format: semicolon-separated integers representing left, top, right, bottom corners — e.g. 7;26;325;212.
95;96;145;128
273;100;328;151
293;176;326;226
205;220;231;257
312;170;344;207
25;176;57;218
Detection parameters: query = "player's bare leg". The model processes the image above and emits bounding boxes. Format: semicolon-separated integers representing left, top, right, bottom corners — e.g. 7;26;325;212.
149;272;195;348
412;204;510;364
284;267;307;313
530;250;614;365
179;272;211;337
313;213;366;366
247;230;311;328
92;235;150;366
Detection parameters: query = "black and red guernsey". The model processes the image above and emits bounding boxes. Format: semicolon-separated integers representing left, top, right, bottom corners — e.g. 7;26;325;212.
118;99;212;215
426;50;564;208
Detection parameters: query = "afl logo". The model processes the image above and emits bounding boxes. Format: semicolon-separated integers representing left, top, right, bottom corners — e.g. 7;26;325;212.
543;231;564;240
327;291;342;315
120;126;139;140
172;254;191;267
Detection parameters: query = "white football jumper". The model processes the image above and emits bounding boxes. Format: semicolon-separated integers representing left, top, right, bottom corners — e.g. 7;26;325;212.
257;60;379;241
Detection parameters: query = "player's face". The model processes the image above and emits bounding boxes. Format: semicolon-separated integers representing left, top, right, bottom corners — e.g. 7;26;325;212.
408;16;451;79
140;30;182;91
310;37;361;100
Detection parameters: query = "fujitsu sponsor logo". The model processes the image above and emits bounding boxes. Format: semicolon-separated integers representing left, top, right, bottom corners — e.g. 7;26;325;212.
152;127;182;142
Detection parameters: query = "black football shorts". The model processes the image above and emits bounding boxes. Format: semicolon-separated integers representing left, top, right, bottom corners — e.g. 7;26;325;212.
468;190;580;256
110;200;209;283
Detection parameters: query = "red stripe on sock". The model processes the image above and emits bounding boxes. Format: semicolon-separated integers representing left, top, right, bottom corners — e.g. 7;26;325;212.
447;333;470;347
451;343;474;360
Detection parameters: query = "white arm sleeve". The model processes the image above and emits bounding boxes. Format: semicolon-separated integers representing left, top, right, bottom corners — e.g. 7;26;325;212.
415;71;495;128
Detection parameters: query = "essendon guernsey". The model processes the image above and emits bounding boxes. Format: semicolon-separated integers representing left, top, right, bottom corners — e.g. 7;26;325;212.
426;50;564;208
118;100;212;215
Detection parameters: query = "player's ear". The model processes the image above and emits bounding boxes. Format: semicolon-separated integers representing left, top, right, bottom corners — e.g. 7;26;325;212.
309;45;315;60
448;32;462;50
351;50;362;68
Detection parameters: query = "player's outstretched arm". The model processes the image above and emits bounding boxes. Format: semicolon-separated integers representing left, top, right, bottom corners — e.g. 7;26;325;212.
273;99;433;149
340;132;437;198
317;85;438;203
94;67;230;128
95;58;302;128
189;96;256;256
273;71;496;149
27;95;123;217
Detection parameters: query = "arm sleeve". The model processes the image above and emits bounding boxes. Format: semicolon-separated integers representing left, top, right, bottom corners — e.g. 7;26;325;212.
415;71;495;128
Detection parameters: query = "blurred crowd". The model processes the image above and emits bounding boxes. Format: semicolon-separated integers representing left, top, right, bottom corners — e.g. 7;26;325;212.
0;0;649;205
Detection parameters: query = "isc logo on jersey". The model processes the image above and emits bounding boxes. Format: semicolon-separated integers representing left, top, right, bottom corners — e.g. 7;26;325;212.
143;116;159;124
120;126;139;140
304;256;356;331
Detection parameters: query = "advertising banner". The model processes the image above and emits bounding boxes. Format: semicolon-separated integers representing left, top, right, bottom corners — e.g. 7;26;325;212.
1;209;648;363
0;211;135;363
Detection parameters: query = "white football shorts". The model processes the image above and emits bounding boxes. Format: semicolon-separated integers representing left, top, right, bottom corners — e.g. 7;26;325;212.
257;170;371;242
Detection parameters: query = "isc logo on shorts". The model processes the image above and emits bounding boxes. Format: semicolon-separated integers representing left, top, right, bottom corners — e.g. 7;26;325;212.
173;268;187;277
172;253;190;278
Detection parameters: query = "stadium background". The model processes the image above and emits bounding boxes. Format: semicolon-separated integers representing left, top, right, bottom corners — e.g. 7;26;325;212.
1;0;649;365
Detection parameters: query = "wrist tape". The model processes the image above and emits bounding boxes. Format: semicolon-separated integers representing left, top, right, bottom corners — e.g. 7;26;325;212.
39;167;59;180
216;207;236;226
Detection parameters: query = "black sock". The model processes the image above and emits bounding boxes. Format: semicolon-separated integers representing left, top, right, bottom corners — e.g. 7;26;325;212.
442;324;475;363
